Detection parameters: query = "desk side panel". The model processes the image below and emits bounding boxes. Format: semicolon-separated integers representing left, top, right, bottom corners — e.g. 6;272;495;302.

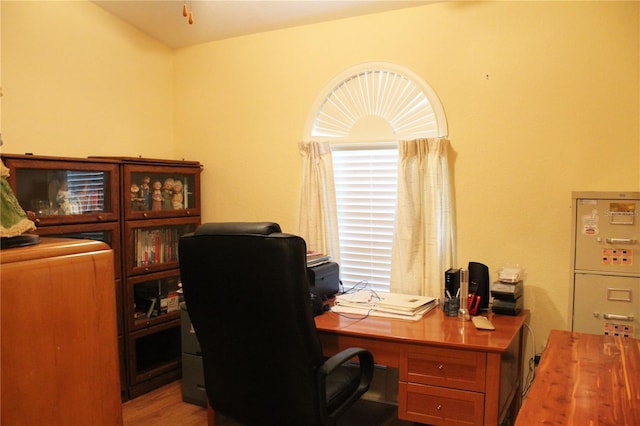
1;247;122;425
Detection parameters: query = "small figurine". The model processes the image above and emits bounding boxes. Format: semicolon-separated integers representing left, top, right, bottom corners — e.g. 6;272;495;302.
151;181;163;211
1;160;37;239
162;178;174;210
130;183;144;211
172;180;183;210
140;176;151;210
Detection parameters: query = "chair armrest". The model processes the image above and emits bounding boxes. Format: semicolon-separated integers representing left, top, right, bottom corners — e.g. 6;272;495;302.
317;347;374;423
318;347;373;378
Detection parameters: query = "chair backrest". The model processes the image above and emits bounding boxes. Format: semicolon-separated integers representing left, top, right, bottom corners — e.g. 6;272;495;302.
179;222;325;425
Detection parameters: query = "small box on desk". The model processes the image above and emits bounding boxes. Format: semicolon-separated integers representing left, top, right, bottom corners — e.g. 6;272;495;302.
491;280;524;315
307;262;340;298
492;297;524;315
491;280;523;302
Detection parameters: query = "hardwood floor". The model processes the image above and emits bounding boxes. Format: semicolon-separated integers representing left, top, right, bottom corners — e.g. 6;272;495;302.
122;380;417;426
122;381;207;426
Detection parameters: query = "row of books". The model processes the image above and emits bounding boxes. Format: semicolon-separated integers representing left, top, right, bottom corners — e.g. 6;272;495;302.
133;228;179;267
332;290;438;320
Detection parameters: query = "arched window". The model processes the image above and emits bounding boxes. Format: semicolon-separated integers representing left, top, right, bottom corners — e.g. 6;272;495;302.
302;63;449;293
304;62;447;141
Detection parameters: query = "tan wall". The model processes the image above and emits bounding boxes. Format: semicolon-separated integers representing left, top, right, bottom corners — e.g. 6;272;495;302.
173;1;639;348
2;1;639;352
1;0;174;158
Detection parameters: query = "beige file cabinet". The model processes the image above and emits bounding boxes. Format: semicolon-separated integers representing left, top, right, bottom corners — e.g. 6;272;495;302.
571;192;640;338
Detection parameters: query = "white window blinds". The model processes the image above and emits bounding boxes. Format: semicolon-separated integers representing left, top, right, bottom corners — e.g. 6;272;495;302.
66;170;107;212
303;63;449;294
332;145;398;292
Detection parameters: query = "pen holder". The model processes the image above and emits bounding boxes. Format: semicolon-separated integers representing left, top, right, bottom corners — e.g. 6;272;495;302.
458;268;470;321
443;297;460;317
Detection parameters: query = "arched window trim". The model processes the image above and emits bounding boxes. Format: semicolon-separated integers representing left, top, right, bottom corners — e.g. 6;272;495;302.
303;62;448;142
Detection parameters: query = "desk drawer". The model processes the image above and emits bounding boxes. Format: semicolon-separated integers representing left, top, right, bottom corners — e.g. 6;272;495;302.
401;347;486;392
399;382;484;425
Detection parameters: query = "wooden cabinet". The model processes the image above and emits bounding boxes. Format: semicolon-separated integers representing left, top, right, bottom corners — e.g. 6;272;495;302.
1;154;202;399
0;238;122;425
113;157;201;398
1;153;128;399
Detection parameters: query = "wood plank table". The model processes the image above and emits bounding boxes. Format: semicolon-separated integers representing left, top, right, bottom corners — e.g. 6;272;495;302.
515;330;640;425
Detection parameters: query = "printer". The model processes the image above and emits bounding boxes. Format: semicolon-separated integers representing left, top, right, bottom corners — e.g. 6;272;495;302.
307;262;340;299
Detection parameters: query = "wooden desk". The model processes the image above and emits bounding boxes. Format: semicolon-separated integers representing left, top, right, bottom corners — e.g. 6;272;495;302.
1;238;122;425
315;308;529;425
515;330;640;425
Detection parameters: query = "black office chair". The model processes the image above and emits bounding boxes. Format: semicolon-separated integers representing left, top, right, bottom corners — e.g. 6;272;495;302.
179;222;374;426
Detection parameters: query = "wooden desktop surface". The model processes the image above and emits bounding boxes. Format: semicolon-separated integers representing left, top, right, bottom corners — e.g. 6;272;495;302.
515;330;640;425
315;306;528;355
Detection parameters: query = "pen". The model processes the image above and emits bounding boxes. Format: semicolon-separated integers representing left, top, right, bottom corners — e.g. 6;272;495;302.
455;288;460;298
446;289;452;299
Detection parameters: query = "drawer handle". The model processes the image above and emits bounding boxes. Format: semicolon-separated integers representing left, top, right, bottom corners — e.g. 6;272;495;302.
438;364;444;371
607;288;632;302
603;313;634;322
436;404;442;411
605;238;637;245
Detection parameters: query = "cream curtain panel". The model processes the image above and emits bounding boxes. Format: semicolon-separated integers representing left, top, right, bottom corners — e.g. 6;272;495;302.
390;138;456;297
298;141;340;263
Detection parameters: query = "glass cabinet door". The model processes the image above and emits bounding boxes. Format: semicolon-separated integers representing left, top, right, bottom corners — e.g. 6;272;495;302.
33;222;122;277
127;320;181;387
125;217;200;276
122;163;201;220
127;270;184;331
2;156;119;226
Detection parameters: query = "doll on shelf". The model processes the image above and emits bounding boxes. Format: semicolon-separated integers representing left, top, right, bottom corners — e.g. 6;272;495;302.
162;178;174;210
140;176;151;210
1;160;37;239
130;183;144;211
151;180;163;211
172;180;184;210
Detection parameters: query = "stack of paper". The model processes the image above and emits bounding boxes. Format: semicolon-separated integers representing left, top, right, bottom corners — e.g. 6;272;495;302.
306;251;331;267
332;291;438;320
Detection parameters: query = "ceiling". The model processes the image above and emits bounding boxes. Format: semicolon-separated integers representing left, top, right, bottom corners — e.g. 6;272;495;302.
92;1;433;49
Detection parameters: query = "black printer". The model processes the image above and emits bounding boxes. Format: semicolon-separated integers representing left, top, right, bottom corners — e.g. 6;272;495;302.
307;262;340;298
